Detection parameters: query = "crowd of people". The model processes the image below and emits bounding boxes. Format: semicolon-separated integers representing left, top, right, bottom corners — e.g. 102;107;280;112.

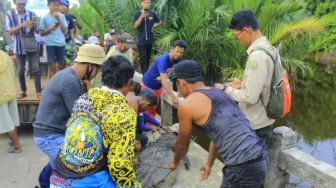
0;0;284;187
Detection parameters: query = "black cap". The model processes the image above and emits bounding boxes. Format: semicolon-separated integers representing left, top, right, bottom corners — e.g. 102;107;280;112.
171;60;203;82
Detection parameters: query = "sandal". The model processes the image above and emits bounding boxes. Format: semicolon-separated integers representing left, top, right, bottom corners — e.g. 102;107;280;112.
8;142;14;147
17;92;27;99
7;147;23;153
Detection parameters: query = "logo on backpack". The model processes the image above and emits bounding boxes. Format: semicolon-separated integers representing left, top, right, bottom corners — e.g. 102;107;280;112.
59;112;104;173
254;47;292;119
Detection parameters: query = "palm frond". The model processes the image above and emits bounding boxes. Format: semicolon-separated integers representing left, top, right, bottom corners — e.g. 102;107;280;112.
269;18;324;45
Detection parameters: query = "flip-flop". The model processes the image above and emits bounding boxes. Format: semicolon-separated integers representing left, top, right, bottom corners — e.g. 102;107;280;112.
7;147;22;153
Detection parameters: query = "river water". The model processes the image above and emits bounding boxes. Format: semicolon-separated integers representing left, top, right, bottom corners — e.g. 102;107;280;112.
277;84;336;187
280;89;336;166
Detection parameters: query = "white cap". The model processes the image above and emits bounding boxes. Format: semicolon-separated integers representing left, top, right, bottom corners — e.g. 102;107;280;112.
87;36;99;45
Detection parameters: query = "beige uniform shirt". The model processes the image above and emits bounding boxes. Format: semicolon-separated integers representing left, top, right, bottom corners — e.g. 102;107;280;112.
106;46;134;65
226;36;275;130
93;47;134;88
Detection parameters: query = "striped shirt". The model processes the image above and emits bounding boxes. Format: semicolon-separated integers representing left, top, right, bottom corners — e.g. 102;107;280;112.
5;8;36;55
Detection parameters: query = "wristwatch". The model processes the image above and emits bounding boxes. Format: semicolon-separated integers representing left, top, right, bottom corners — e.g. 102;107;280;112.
220;83;229;91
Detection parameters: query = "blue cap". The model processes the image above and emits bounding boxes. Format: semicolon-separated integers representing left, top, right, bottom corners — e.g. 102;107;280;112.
60;0;70;6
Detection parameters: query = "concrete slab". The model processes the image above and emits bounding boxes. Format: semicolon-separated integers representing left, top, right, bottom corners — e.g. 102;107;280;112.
0;125;47;188
173;141;224;188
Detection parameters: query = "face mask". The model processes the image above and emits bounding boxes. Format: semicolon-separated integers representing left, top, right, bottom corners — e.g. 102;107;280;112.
82;64;95;92
83;64;94;81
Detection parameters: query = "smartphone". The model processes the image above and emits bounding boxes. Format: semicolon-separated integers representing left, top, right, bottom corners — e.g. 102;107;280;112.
144;8;149;13
55;22;60;26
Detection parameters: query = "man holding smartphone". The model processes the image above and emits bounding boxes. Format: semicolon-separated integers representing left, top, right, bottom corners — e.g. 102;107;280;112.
133;0;160;74
39;0;68;79
5;0;42;99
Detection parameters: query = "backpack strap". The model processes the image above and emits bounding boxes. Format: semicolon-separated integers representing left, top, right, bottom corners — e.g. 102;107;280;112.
251;46;278;106
252;46;278;65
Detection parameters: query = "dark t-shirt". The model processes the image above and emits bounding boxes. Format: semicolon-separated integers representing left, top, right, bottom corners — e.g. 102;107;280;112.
33;68;83;137
133;9;160;46
67;14;77;31
64;14;75;43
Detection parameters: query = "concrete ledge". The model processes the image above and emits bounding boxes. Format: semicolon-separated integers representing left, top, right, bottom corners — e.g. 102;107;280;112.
279;148;336;188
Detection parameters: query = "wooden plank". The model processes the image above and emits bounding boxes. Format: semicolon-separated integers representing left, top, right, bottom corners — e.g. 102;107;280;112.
18;103;39;124
279;148;336;188
17;77;47;104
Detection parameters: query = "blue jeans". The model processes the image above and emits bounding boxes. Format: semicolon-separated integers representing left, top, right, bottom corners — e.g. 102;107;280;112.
221;156;267;188
50;171;116;188
35;134;65;167
35;134;64;188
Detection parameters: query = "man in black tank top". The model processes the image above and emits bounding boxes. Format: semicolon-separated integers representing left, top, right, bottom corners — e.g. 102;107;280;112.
168;60;268;187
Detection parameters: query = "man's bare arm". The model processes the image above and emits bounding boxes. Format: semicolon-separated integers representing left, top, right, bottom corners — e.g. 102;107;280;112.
207;141;218;167
171;103;193;166
7;21;30;36
133;10;147;29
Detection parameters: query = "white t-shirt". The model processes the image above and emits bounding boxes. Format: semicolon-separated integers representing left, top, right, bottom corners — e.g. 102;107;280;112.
104;33;112;45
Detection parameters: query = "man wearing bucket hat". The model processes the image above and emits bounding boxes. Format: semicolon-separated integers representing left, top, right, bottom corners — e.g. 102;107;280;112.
51;55;141;188
33;44;105;188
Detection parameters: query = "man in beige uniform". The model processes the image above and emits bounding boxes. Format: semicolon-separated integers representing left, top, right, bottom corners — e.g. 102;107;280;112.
93;32;135;88
218;10;275;143
106;32;134;64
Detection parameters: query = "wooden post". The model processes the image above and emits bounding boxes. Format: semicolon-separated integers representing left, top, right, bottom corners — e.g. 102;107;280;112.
265;126;297;188
160;91;173;126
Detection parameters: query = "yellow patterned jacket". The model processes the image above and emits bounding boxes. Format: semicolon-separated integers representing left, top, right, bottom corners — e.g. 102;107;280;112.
55;87;141;187
89;88;139;187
